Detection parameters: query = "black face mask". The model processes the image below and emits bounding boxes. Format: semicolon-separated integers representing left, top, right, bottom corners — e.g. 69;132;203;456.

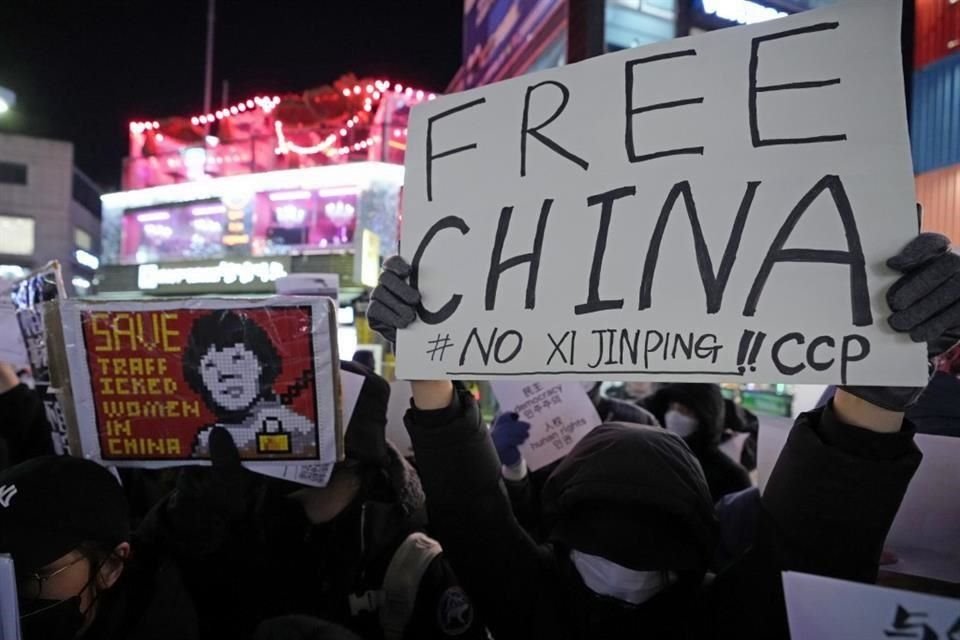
19;595;85;640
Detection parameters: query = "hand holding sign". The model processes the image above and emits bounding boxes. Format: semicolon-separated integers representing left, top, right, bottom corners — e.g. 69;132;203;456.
843;232;960;412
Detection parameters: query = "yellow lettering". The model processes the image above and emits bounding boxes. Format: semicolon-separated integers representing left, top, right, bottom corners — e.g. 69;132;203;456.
123;438;140;455
166;439;181;455
157;358;167;375
115;378;130;396
113;313;137;351
111;358;127;376
91;313;113;352
107;438;123;455
145;378;160;395
183;400;200;418
161;313;180;352
147;439;162;455
100;378;115;395
106;419;132;437
128;357;143;376
163;378;178;395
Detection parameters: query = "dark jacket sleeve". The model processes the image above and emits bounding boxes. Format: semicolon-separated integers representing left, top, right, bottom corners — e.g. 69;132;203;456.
711;403;922;638
0;384;54;468
404;385;558;640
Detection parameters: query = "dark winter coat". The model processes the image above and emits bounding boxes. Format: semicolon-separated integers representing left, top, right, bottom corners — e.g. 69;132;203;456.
84;536;200;640
906;372;960;437
405;384;921;640
645;384;752;501
140;446;482;640
0;384;54;470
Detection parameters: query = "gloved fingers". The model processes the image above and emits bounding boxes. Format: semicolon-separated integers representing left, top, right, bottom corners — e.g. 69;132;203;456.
492;411;519;427
382;255;412;278
907;299;960;343
887;252;960;311
209;426;242;471
889;272;960;331
378;270;421;306
370;288;416;327
886;232;951;272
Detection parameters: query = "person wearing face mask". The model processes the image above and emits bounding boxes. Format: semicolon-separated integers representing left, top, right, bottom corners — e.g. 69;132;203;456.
644;383;752;501
0;455;198;640
367;232;958;639
141;360;485;640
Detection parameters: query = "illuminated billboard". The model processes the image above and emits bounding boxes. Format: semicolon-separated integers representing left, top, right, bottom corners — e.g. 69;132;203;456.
100;162;403;266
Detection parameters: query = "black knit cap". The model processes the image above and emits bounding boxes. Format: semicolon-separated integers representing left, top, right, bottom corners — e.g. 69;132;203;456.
0;456;130;571
543;423;717;573
341;360;391;467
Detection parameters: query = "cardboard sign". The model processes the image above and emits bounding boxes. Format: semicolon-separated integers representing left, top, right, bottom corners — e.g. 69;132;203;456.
0;555;20;640
397;1;925;386
9;263;73;455
55;297;342;487
759;420;960;584
490;381;602;470
783;572;960;639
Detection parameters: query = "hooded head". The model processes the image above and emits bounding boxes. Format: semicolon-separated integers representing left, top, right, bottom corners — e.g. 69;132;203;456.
645;384;726;451
542;423;717;591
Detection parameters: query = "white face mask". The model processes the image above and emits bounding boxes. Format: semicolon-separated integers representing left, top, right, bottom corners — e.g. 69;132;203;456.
570;550;676;605
664;410;698;438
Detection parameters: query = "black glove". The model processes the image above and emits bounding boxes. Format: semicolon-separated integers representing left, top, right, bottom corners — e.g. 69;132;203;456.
168;426;259;553
843;233;960;411
367;255;420;344
253;615;363;640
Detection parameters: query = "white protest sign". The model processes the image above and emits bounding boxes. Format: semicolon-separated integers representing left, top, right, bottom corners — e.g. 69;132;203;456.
491;381;602;470
0;306;27;367
759;422;960;584
340;369;365;433
0;555;19;640
783;572;960;639
397;1;925;386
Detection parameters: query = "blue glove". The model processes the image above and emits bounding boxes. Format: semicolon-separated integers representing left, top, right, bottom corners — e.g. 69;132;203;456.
844;233;960;411
491;412;531;467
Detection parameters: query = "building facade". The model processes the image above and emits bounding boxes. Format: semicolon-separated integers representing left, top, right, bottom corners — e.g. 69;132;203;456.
0;132;102;294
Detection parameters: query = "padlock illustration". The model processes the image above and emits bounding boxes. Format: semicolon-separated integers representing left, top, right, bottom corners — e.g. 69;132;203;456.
256;415;292;453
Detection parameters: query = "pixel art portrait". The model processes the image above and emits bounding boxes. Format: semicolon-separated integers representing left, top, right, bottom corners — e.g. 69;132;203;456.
183;309;318;458
59;297;339;471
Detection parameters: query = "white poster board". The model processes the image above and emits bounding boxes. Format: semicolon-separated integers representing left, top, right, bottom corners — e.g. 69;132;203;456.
0;306;26;367
397;1;925;386
0;555;20;640
491;381;602;470
759;421;960;584
57;297;342;487
783;572;960;639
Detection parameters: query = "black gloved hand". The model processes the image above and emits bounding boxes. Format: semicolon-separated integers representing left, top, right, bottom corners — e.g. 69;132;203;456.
367;255;420;344
253;615;363;640
168;427;258;553
843;233;960;411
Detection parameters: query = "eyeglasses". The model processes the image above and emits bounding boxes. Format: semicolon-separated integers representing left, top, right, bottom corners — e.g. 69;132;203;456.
18;555;87;600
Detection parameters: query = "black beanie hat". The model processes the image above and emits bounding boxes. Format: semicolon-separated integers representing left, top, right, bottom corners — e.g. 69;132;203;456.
542;423;717;573
0;456;130;571
648;384;726;436
341;360;391;467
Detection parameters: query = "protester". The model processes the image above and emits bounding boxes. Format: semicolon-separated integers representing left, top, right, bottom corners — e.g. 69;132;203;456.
908;341;960;436
367;232;960;639
0;455;198;640
583;382;660;426
644;383;752;501
0;361;54;471
141;360;484;640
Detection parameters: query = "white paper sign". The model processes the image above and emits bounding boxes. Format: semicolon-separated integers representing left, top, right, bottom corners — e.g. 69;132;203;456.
783;572;960;639
0;306;27;367
759;421;960;584
397;1;925;386
0;555;20;640
491;381;602;470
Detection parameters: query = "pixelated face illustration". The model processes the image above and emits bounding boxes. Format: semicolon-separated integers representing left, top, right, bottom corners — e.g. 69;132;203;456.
199;343;262;411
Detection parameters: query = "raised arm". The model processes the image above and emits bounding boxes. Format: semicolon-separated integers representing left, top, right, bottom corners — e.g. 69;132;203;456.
370;259;557;639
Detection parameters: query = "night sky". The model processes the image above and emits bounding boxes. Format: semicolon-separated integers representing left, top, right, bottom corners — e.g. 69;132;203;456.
0;1;463;190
